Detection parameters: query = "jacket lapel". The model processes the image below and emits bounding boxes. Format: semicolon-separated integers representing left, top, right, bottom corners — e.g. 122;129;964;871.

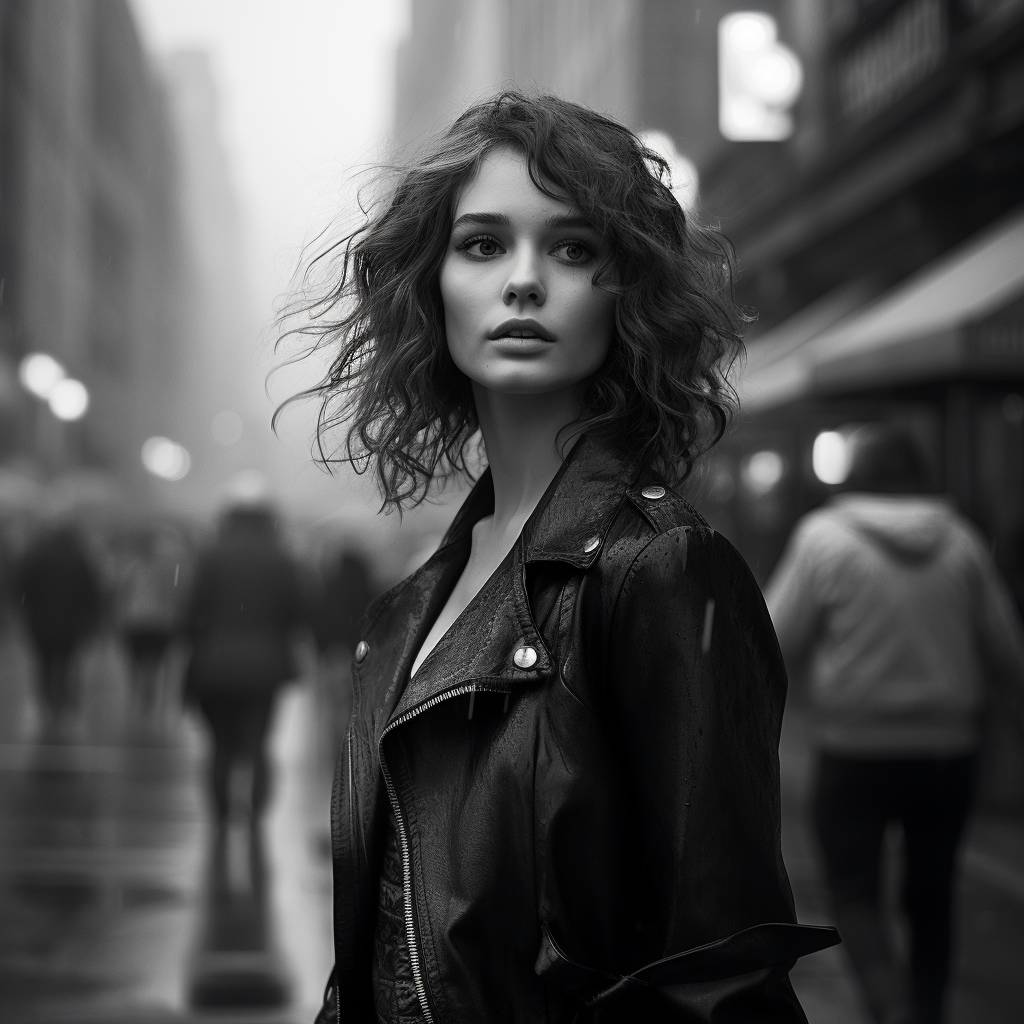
522;434;641;566
361;434;642;728
389;547;555;721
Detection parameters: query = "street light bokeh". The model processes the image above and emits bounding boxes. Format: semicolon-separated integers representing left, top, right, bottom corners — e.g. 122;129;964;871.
741;449;786;495
18;352;66;399
48;379;90;422
719;12;803;142
141;436;191;481
812;431;850;485
638;130;700;213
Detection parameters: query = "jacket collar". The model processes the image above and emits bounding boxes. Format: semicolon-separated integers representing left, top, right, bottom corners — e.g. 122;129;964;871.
370;434;642;727
438;433;642;568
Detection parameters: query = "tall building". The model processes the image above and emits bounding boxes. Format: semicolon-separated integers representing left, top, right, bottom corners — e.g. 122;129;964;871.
0;0;185;487
700;0;1024;591
707;0;1024;336
392;0;741;172
156;49;265;514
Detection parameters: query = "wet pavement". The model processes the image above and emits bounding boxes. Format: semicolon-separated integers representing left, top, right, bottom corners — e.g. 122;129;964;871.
0;629;333;1024
0;636;1022;1023
782;706;1024;1024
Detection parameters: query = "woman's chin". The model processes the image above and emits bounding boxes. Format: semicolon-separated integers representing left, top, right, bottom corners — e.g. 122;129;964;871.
472;371;581;398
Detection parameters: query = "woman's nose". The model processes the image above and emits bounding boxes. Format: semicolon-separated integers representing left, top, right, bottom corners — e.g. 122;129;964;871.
501;252;546;307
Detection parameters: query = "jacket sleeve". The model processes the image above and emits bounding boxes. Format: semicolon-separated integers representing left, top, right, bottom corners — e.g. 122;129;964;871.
595;523;817;1022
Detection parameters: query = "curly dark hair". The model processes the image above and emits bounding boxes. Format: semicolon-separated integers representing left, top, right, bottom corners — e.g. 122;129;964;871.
277;91;745;509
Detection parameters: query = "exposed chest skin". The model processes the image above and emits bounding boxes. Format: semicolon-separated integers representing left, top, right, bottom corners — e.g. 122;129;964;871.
409;405;584;679
411;514;532;677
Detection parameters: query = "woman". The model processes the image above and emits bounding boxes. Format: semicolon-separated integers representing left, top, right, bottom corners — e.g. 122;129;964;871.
288;93;838;1024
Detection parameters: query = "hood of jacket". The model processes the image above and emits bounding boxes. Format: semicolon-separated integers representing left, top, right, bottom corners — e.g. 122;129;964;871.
829;492;956;563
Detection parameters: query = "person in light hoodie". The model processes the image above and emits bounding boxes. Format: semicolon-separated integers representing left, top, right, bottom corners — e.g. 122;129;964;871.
767;422;1024;1024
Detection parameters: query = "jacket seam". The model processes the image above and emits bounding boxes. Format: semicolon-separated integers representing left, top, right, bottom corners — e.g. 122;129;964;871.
608;523;696;632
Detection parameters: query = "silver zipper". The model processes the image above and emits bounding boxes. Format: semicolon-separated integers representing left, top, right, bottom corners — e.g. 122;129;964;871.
377;683;503;1024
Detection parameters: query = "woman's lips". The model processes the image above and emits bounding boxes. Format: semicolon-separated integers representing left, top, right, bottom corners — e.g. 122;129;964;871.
489;335;553;353
487;318;556;342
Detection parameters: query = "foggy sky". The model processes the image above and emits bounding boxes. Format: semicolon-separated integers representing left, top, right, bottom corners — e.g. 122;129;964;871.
130;0;420;531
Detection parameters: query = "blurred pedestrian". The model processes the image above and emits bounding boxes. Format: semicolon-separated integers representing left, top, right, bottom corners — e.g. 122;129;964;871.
316;548;373;656
184;500;307;827
116;522;187;731
767;423;1024;1024
16;523;101;739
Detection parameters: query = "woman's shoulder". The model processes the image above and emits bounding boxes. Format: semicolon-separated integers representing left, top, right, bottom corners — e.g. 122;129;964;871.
597;471;765;611
589;473;783;692
599;471;717;568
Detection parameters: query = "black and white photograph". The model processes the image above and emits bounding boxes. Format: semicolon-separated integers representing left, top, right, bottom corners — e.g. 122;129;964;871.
0;2;1022;1023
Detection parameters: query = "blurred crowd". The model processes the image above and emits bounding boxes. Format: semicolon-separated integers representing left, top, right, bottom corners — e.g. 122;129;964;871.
0;482;376;773
2;427;1023;1024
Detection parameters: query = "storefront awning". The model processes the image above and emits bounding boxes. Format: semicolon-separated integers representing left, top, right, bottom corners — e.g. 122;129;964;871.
738;205;1024;411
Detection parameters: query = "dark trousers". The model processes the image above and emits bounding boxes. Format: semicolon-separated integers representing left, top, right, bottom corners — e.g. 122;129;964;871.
39;650;74;724
814;752;974;1024
197;692;276;822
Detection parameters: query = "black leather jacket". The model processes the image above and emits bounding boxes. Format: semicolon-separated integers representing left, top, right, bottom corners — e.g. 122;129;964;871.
321;436;838;1024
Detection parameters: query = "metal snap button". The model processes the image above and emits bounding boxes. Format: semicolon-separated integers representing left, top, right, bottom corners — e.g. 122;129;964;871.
583;535;600;553
513;646;538;669
354;640;369;663
641;485;666;500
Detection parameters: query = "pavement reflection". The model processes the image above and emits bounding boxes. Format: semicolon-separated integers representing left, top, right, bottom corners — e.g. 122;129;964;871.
783;705;1024;1023
0;679;1021;1023
0;682;332;1024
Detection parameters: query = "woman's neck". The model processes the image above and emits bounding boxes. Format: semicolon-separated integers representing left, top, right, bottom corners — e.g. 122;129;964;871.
407;385;581;680
472;382;580;537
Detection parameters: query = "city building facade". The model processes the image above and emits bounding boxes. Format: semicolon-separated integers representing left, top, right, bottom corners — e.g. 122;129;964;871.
708;0;1024;584
0;0;185;489
392;0;743;169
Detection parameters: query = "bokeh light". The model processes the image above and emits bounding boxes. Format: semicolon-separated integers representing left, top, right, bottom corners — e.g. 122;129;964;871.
725;12;775;51
741;450;785;495
638;130;700;212
18;352;66;399
47;379;89;421
748;48;803;105
812;431;850;485
141;436;191;481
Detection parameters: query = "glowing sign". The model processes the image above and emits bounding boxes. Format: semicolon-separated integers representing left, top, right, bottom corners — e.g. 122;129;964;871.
719;12;803;141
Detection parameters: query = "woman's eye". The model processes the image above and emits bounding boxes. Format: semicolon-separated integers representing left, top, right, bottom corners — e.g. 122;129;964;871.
460;236;504;258
553;241;592;264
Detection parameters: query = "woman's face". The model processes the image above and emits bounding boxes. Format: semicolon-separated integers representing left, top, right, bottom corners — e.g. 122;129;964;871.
440;147;616;397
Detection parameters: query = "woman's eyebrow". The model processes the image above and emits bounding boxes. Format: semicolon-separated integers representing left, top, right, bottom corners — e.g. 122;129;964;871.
450;212;596;232
451;212;510;230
